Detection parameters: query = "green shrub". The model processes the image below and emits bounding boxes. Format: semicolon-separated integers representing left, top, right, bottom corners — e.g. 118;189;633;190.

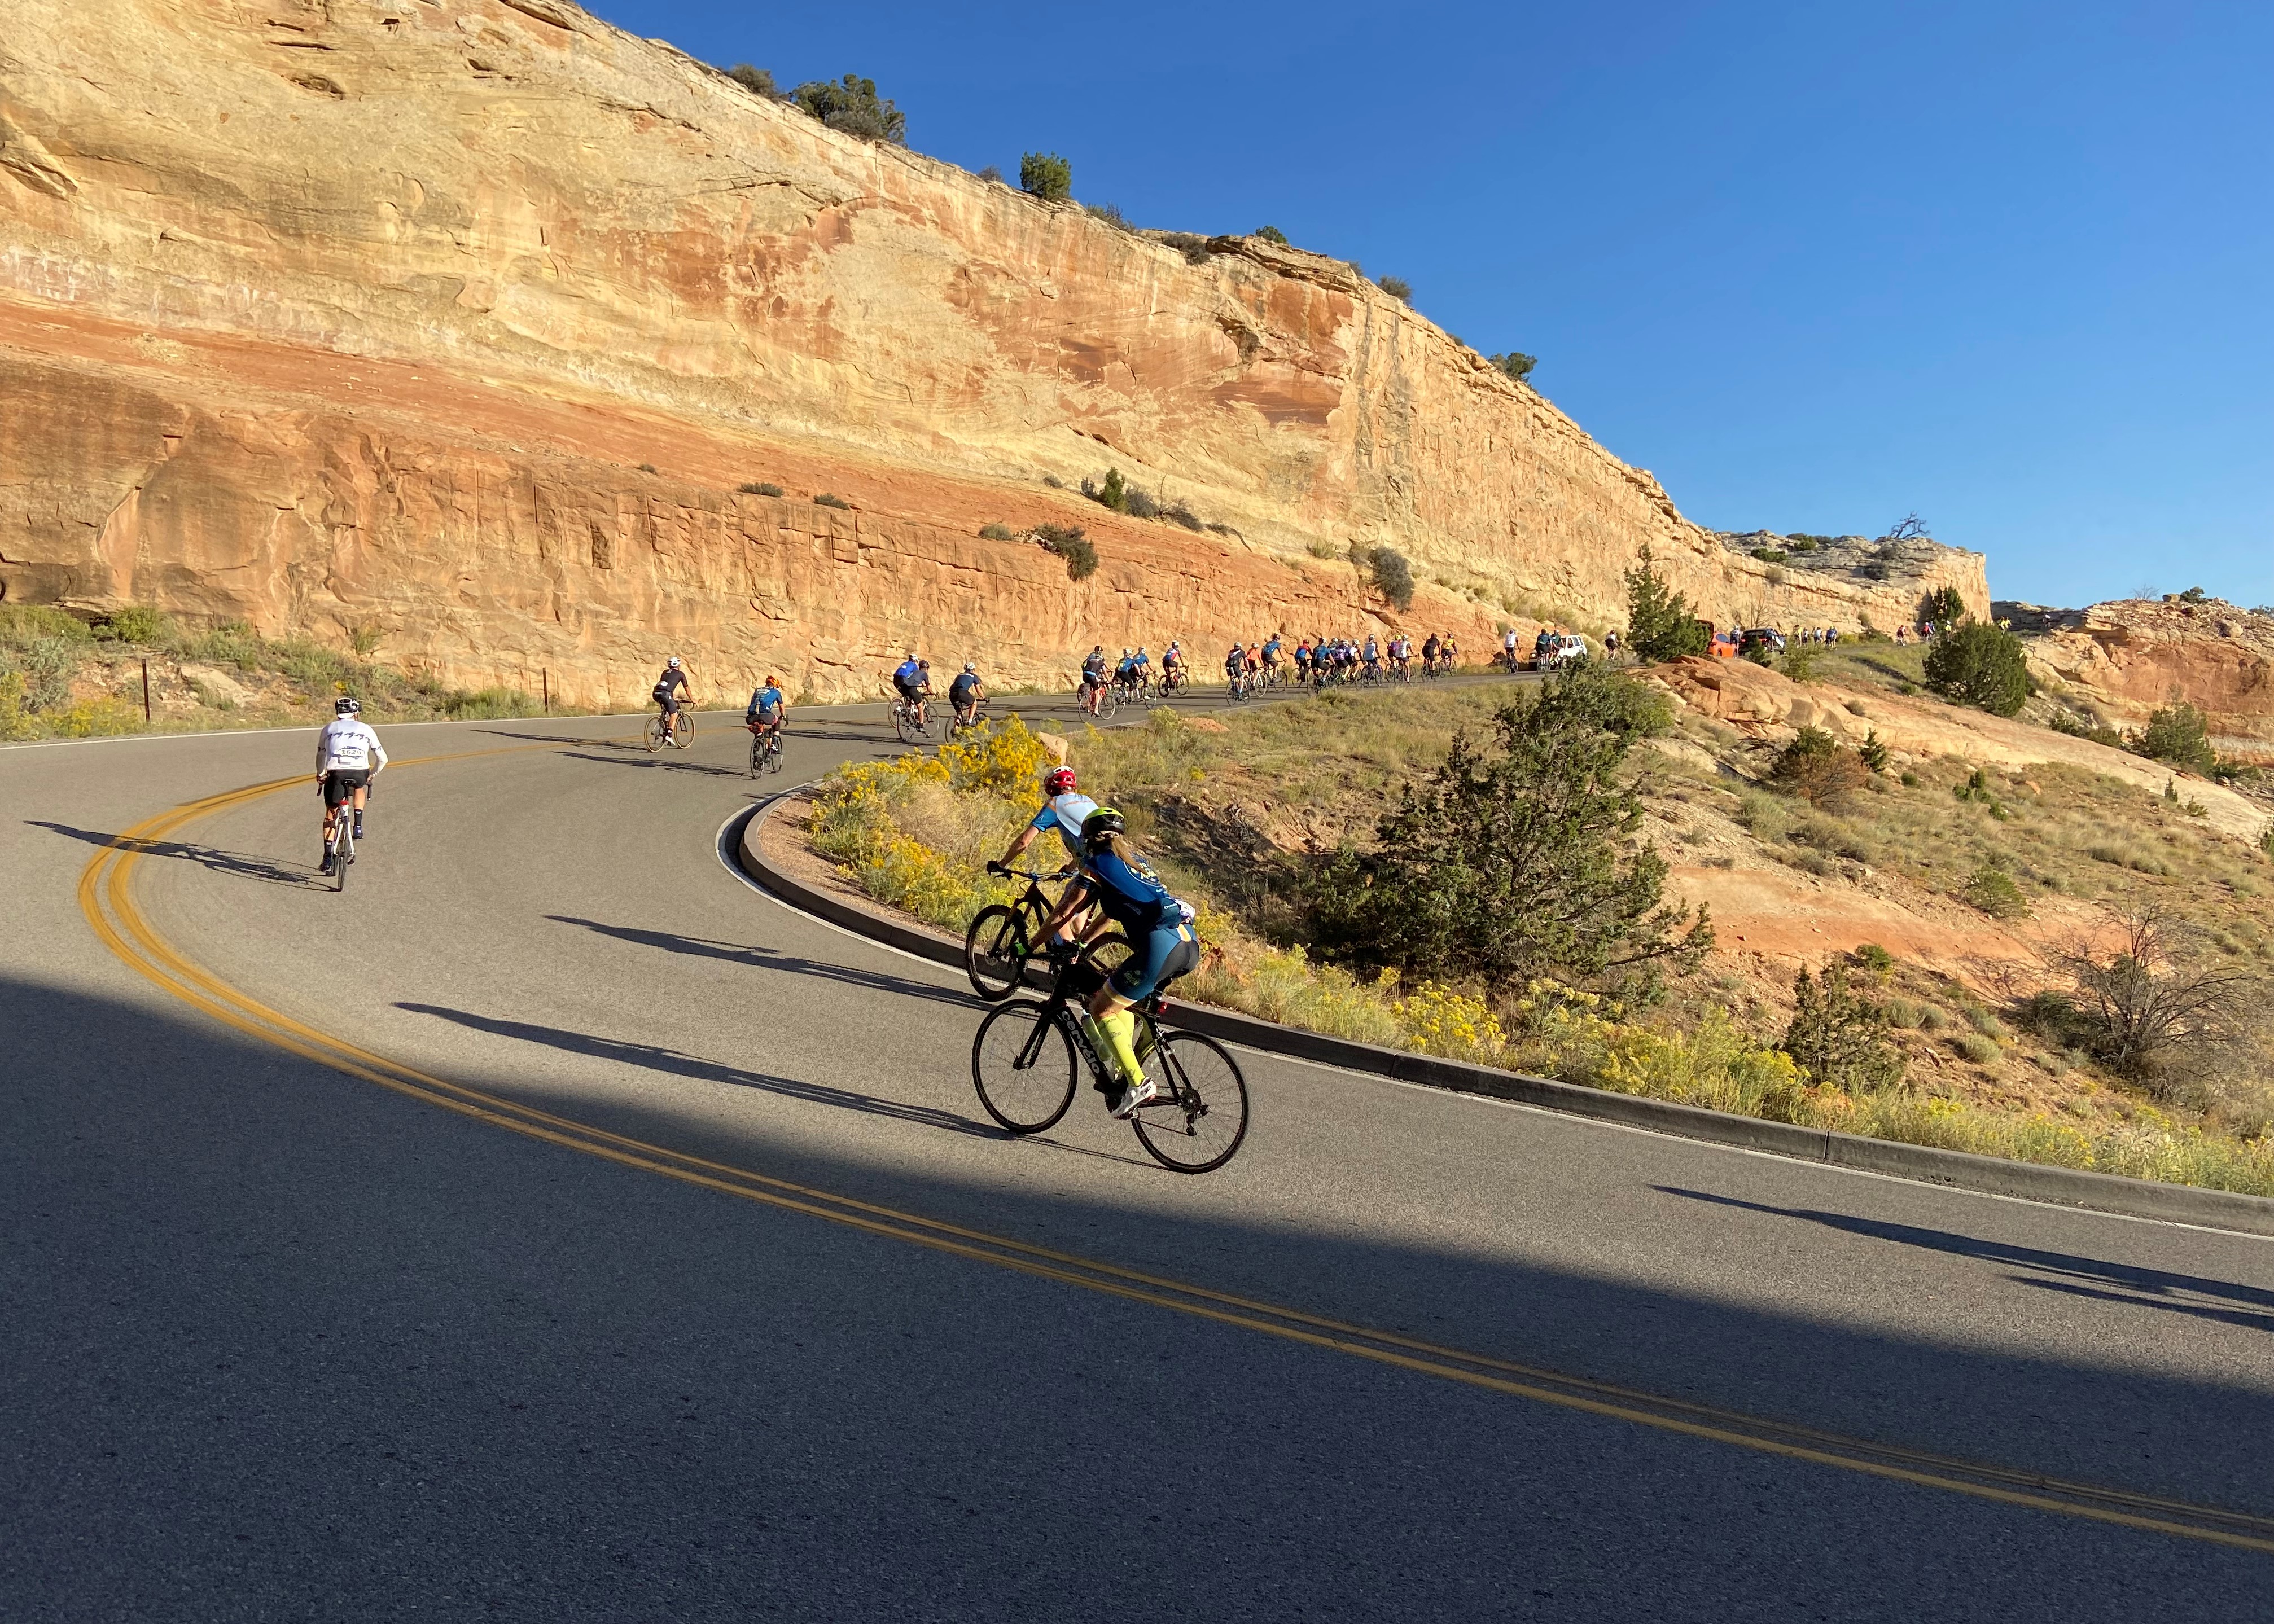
1963;863;2030;919
1770;726;1869;810
978;522;1014;541
1785;537;1820;553
1488;352;1537;383
0;634;81;710
1084;468;1128;513
1923;621;2030;716
1858;730;1889;774
97;604;173;644
814;493;853;510
1254;225;1289;245
1032;524;1097;581
790;75;904;143
1918;585;1969;627
1623;543;1710;663
724;64;782;99
738;481;785;497
2132;701;2216;776
0;604;91;644
1365;546;1415;611
1780;964;1905;1091
1953;1033;2001;1065
1853;943;1895;977
2179;585;2209;604
1777;645;1821;683
1755;547;1789;564
1020;152;1071;202
1308;663;1707;993
1378;275;1412;303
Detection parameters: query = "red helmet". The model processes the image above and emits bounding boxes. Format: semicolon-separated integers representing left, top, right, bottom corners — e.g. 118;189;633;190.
1044;766;1077;795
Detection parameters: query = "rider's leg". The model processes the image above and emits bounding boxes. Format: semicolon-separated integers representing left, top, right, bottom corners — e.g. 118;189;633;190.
350;785;367;837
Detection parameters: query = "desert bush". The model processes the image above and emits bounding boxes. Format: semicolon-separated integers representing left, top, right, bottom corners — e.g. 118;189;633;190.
0;604;91;645
1163;502;1203;532
1853;943;1895;978
813;493;853;510
2131;701;2216;776
1123;484;1159;520
1923;621;2030;716
1085;202;1134;232
1755;547;1789;564
1858;730;1890;774
1780;964;1905;1091
1363;546;1415;610
1963;863;2030;919
1084;468;1128;513
1488;351;1537;383
0;634;82;711
1032;524;1097;581
1777;644;1820;683
1918;584;1969;627
1254;225;1289;245
1020;152;1071;202
738;481;784;497
2052;906;2264;1085
96;604;173;644
1769;726;1869;810
977;164;1005;184
1308;663;1707;993
1156;232;1213;266
1952;1033;2001;1065
724;64;782;99
790;75;904;143
1623;543;1710;663
1785;536;1820;553
1378;275;1412;303
978;522;1014;541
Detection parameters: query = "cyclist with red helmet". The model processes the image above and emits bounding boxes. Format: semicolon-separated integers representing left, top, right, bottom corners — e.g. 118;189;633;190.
991;765;1098;874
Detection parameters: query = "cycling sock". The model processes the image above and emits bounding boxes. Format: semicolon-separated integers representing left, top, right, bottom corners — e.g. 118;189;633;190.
1098;1008;1145;1087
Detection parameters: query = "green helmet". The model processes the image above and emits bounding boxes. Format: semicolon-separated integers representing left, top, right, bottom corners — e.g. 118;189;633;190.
1080;807;1125;851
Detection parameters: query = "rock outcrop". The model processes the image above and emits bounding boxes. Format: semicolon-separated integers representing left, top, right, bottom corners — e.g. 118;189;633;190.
2004;599;2274;760
0;0;1990;703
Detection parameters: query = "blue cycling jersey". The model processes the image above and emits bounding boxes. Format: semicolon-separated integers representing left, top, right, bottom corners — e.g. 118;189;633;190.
747;684;784;718
1029;792;1099;857
1081;845;1184;934
893;660;924;686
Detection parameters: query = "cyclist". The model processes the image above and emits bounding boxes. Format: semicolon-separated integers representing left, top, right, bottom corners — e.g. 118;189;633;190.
891;651;930;728
1224;640;1247;696
949;661;985;728
1362;635;1381;678
991;765;1099;875
315;696;387;875
1160;640;1186;691
1079;645;1108;715
651;655;690;743
1422;632;1441;674
1261;632;1283;686
1293;639;1312;684
1038;807;1198;1117
1132;646;1153;695
746;672;788;749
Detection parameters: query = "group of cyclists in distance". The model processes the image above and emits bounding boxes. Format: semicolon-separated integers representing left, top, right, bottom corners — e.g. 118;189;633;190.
1073;630;1474;712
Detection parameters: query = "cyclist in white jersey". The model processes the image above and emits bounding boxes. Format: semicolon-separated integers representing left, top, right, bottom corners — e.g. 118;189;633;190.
315;696;388;875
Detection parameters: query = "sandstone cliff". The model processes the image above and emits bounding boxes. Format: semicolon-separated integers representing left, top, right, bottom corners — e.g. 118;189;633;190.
2005;598;2274;761
0;0;1991;704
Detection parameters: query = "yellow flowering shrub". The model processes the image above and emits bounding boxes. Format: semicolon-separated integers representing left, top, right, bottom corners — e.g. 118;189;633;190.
1393;982;1507;1061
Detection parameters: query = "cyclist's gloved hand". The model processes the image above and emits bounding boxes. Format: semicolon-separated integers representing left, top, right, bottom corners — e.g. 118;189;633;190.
987;861;1009;876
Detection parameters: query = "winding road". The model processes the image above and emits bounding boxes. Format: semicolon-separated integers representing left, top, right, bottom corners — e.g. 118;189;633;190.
6;694;2273;1621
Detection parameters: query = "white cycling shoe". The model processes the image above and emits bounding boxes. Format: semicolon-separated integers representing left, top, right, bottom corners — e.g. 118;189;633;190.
1108;1078;1160;1119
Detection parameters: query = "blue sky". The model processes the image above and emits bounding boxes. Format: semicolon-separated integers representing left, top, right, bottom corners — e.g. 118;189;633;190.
589;1;2272;609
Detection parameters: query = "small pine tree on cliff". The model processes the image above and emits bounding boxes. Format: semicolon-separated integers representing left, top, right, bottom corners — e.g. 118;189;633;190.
1623;545;1710;663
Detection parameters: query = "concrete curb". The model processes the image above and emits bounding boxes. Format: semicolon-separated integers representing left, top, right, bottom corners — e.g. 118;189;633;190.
733;797;2274;1237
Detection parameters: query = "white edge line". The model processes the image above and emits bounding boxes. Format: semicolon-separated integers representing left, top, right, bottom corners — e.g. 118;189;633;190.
713;800;2274;1245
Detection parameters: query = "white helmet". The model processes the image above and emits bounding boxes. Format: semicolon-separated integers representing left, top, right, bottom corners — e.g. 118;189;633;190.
667;655;682;669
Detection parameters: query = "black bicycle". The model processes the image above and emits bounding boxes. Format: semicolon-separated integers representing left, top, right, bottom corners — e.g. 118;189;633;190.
948;701;991;739
324;798;355;893
747;723;785;778
970;938;1250;1174
965;865;1074;999
891;693;932;745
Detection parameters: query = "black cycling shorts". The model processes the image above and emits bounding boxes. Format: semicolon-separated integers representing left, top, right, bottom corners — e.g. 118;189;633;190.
656;693;682;716
320;769;370;806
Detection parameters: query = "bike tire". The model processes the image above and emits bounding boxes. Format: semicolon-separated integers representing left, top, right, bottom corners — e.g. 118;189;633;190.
971;1000;1078;1134
1094;687;1119;721
644;715;665;753
749;735;763;778
964;905;1029;1001
768;738;785;774
332;823;350;894
1132;1030;1249;1173
674;713;695;749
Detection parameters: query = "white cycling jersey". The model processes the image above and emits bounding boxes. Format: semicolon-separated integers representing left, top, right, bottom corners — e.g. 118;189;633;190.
315;717;388;775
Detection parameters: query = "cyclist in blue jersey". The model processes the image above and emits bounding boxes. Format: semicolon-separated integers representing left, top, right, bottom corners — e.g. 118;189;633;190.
890;652;930;728
746;673;788;745
1038;807;1199;1117
991;766;1098;874
949;661;985;728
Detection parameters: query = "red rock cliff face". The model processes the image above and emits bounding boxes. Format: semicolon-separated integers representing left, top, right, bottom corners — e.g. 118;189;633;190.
0;0;1989;703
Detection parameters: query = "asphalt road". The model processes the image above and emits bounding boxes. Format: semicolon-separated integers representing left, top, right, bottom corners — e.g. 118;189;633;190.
6;687;2273;1621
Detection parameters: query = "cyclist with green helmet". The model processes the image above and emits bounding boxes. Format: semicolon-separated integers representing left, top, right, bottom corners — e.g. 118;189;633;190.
1039;807;1199;1117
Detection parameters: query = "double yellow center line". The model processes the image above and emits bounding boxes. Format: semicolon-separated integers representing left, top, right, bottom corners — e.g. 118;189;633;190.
74;769;2274;1556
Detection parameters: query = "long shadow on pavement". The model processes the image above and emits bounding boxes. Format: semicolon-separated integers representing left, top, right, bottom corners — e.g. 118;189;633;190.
544;914;979;1010
27;819;320;888
1663;1186;2274;1333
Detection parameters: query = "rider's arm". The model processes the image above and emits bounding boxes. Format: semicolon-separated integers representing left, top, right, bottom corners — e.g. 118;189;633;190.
367;731;388;773
314;727;328;775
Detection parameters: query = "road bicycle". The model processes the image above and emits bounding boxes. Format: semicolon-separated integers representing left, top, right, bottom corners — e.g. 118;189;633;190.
965;864;1078;999
1158;666;1186;695
1225;668;1252;703
645;706;695;752
323;800;356;893
948;701;991;739
747;723;785;778
891;694;933;745
970;938;1250;1174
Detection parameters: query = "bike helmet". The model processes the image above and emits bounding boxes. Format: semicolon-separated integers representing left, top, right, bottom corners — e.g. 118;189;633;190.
1044;766;1077;795
667;656;682;669
1080;807;1125;852
335;696;361;716
963;661;976;674
918;659;930;669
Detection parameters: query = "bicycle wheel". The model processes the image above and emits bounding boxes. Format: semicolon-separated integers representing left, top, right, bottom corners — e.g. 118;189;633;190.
972;1000;1078;1134
964;905;1030;1000
1094;687;1119;721
332;822;350;894
644;714;666;752
748;734;763;778
1132;1030;1248;1173
767;736;785;774
674;712;695;749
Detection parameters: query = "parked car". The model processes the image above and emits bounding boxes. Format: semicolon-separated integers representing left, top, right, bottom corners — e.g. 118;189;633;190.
1540;633;1589;668
1737;627;1787;660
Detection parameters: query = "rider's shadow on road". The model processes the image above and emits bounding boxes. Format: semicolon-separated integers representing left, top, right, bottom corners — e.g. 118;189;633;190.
397;1001;1001;1139
28;820;321;888
1658;1187;2274;1335
545;915;978;1009
553;750;750;778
